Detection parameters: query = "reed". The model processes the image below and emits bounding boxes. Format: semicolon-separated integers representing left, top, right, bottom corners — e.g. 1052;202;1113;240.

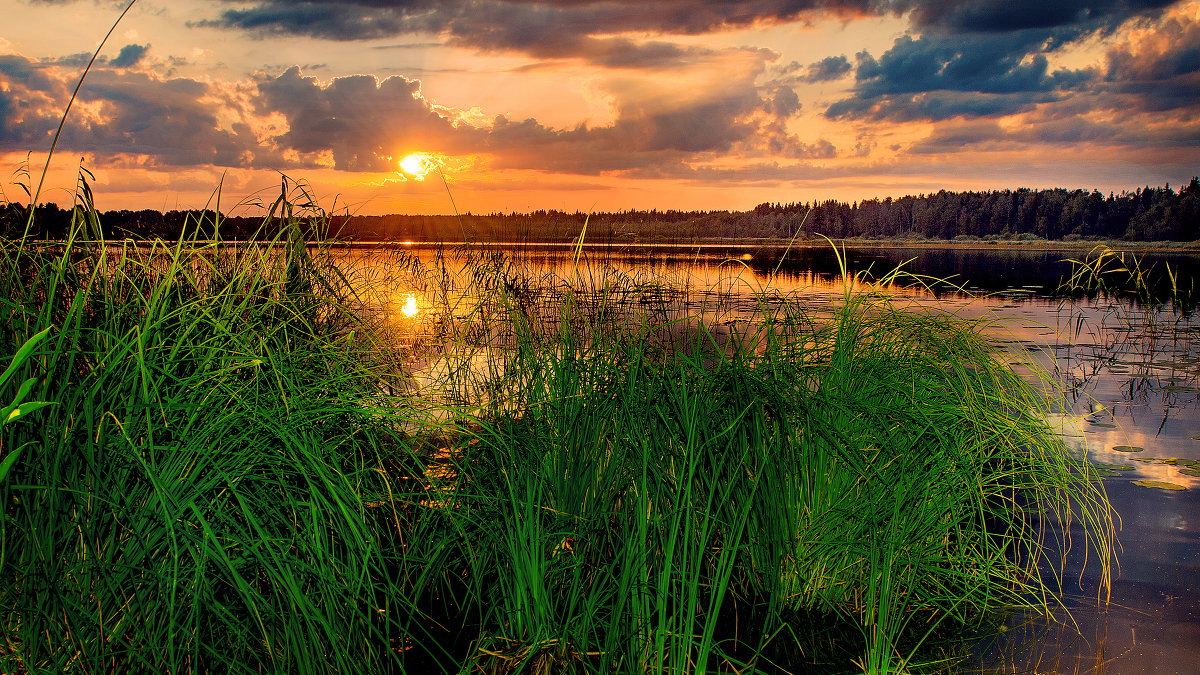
0;177;1115;673
0;177;428;674
395;242;1115;674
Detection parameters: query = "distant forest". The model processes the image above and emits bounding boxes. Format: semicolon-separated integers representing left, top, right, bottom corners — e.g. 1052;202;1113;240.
5;179;1199;243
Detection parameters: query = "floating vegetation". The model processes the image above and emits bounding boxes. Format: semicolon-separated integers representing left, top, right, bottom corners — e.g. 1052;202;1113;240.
1112;445;1145;453
1131;480;1187;491
1181;469;1200;478
1129;457;1200;467
1092;462;1136;471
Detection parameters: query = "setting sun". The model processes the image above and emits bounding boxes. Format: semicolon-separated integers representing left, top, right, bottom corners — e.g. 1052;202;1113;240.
399;153;429;180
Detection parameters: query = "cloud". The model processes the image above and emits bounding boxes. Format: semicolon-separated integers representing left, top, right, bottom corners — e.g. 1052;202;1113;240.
1099;12;1200;112
769;56;854;85
821;0;1189;123
909;109;1200;154
826;33;1096;121
802;55;853;83
109;43;149;69
0;53;269;167
893;0;1178;34
763;86;802;117
203;0;882;40
255;66;479;171
3;44;839;181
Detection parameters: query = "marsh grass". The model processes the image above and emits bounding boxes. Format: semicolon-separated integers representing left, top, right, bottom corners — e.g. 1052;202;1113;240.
0;175;1115;673
391;241;1115;673
0;177;432;674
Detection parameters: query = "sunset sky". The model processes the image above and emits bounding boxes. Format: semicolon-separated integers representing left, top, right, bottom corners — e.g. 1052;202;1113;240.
1;0;1198;215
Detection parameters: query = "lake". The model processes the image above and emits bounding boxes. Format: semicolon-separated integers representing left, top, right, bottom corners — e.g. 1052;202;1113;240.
362;242;1199;673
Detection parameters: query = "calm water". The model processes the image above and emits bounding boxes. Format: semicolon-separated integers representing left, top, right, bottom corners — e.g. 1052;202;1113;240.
366;243;1200;674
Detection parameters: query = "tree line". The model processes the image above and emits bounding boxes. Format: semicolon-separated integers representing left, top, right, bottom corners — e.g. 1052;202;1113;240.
4;179;1198;243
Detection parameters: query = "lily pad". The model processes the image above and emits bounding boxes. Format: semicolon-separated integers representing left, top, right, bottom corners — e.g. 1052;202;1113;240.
1180;469;1200;478
1092;462;1135;471
1132;480;1186;491
1112;445;1144;453
1090;422;1117;428
1094;469;1123;478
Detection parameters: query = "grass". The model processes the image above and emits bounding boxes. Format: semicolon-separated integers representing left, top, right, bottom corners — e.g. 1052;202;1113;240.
0;179;433;673
0;174;1115;674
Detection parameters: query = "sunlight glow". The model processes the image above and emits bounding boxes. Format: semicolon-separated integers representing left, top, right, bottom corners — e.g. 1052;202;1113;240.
402;293;418;318
399;154;430;180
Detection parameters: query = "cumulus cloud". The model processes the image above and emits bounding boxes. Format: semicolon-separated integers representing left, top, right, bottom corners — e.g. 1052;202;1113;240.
255;66;480;171
247;42;830;178
109;43;149;69
1099;12;1200;112
0;53;269;167
821;0;1187;123
803;55;854;83
826;32;1096;121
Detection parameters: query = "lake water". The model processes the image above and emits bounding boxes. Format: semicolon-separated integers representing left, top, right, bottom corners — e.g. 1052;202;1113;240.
362;243;1200;673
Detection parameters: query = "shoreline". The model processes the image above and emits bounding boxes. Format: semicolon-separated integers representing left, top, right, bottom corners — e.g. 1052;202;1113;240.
25;237;1199;253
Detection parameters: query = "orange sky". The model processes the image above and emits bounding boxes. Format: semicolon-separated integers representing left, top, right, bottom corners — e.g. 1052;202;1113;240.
2;0;1198;215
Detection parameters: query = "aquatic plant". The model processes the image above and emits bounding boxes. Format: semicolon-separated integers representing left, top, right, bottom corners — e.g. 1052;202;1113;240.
0;177;431;674
389;240;1116;674
0;177;1119;673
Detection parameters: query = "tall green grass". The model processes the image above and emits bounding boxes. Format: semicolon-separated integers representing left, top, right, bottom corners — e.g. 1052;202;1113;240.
1;176;1114;673
0;178;429;674
394;245;1115;673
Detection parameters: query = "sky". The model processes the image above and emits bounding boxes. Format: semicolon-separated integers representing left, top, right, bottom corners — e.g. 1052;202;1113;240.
1;0;1198;216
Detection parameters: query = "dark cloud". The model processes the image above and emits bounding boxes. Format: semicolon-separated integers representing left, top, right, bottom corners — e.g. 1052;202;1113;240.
109;43;149;69
893;0;1178;34
200;2;431;41
769;56;854;85
203;0;882;42
822;0;1186;123
802;55;853;83
826;33;1095;121
201;1;813;70
828;90;1060;122
0;53;269;167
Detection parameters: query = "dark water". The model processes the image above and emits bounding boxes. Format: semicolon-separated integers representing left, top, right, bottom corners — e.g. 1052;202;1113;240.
372;244;1200;674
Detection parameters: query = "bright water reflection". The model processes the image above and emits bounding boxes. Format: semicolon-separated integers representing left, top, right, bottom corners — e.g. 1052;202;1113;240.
351;244;1199;674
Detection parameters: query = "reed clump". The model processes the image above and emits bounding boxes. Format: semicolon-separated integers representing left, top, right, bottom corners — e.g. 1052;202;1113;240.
0;183;1114;674
0;181;429;674
397;248;1115;674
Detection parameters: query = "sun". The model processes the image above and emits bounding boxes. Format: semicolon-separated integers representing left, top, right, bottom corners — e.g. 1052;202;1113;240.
399;153;429;179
